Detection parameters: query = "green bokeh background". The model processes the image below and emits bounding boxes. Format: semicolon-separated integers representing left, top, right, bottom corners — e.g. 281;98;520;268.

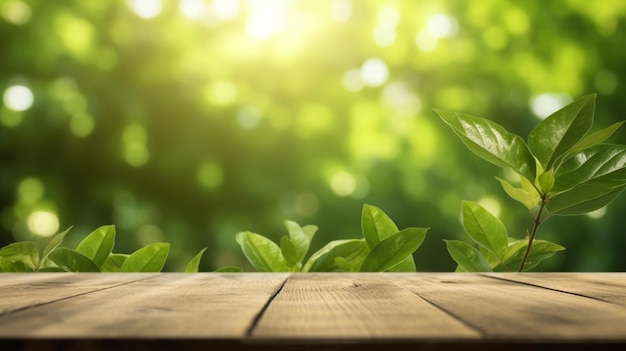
1;0;625;271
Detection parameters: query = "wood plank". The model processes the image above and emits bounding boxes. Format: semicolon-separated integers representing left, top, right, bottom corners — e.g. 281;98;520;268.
251;273;480;339
0;273;155;315
483;273;626;306
0;273;287;338
396;273;626;340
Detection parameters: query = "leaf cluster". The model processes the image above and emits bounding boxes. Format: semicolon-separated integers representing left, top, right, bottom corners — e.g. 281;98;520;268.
236;204;429;272
0;225;211;273
436;94;626;271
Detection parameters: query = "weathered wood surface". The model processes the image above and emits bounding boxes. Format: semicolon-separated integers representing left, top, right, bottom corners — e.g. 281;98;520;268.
0;273;625;349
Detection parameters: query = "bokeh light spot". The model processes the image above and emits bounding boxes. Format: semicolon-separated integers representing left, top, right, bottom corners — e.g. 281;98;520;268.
18;177;44;203
246;0;287;40
360;58;389;87
329;0;352;22
237;106;262;129
127;0;162;19
330;171;357;197
427;13;458;38
70;113;95;137
415;31;438;52
205;80;238;106
27;210;59;237
343;69;364;92
137;224;165;247
197;162;224;190
595;71;617;95
123;123;149;167
214;0;240;20
3;85;34;111
294;192;320;217
179;0;206;19
530;93;572;119
2;0;31;25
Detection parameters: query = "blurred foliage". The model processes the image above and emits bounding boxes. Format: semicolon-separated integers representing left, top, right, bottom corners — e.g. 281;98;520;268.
1;0;625;272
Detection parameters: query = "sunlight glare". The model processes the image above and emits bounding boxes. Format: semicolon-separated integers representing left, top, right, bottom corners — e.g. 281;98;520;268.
2;0;31;25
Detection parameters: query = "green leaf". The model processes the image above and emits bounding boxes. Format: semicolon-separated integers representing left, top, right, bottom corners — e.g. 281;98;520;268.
385;255;416;272
461;201;508;258
361;204;399;249
303;239;369;272
496;177;540;209
214;266;243;272
0;241;39;269
548;183;626;215
235;231;288;272
120;243;170;272
47;247;100;272
360;227;428;272
538;170;555;194
284;220;316;263
528;94;595;169
436;109;536;182
505;239;565;271
444;240;492;272
39;226;72;269
280;236;299;269
38;266;70;272
76;225;115;268
565;121;625;157
101;253;128;272
553;144;626;193
0;256;28;272
184;247;207;273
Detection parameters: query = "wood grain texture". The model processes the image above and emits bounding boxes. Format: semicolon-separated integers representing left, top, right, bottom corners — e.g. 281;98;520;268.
251;273;480;339
483;273;626;306
396;273;626;340
0;273;287;338
0;273;155;315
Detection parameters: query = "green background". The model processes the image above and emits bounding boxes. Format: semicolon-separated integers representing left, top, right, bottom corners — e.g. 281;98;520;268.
1;0;625;271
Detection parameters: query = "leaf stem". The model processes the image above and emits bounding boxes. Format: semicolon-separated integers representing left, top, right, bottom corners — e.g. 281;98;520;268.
518;195;547;272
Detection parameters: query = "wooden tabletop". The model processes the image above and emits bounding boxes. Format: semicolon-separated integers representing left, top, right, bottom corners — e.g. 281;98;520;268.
1;273;625;350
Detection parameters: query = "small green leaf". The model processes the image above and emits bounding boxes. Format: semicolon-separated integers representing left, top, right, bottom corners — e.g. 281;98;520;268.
496;177;540;209
235;231;288;272
565;121;625;157
436;109;536;182
360;227;428;272
553;144;626;193
101;254;128;272
361;204;399;249
444;240;492;272
461;201;508;258
548;183;626;215
280;236;299;269
47;247;100;272
120;243;170;272
538;170;555;194
39;226;72;269
528;94;595;169
303;239;369;272
38;266;70;272
284;220;316;263
385;255;416;272
184;247;207;273
76;225;115;268
214;266;243;273
0;241;39;269
505;239;565;271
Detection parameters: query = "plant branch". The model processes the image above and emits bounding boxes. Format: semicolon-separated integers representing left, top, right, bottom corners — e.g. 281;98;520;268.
518;195;547;272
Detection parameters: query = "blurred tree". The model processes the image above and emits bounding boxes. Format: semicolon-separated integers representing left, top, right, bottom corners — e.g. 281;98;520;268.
1;0;625;271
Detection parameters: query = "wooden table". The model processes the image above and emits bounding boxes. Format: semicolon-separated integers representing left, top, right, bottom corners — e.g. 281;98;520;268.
1;273;625;350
